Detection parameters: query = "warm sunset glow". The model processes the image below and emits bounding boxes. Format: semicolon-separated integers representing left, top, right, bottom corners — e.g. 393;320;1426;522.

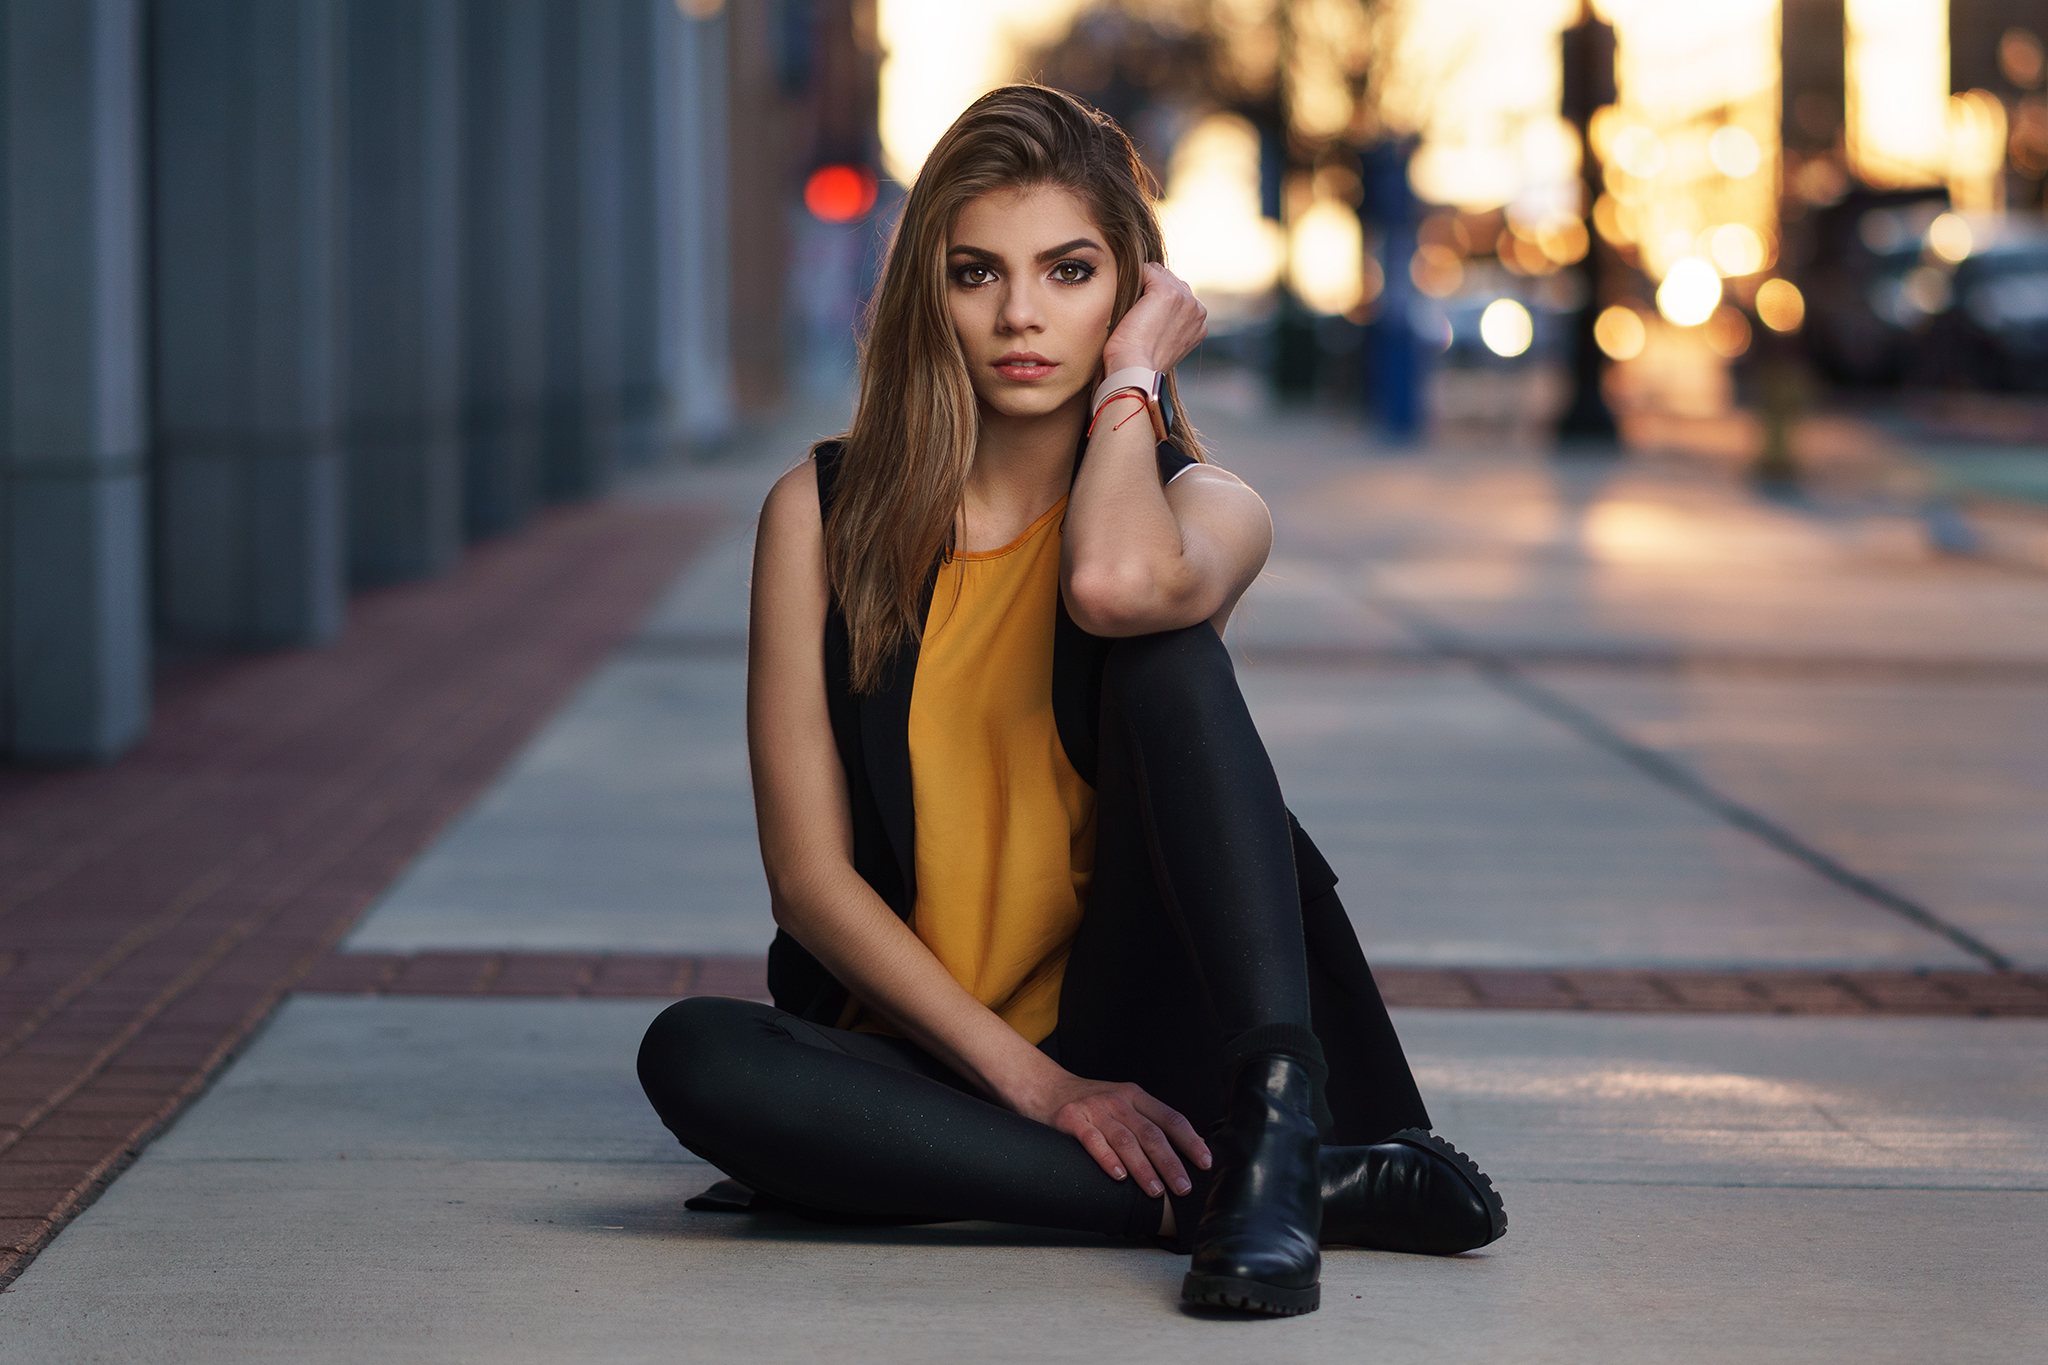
875;0;1086;182
1946;89;2010;212
1593;0;1781;283
1845;0;1950;188
1288;0;1375;141
1288;199;1367;316
1380;0;1583;216
1155;114;1286;310
1707;126;1762;178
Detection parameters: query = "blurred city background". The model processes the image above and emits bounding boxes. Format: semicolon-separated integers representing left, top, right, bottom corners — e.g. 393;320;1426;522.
7;0;2048;762
2;3;2046;1359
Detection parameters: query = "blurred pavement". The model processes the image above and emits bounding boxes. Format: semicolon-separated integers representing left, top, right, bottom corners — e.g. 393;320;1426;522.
3;390;2044;1361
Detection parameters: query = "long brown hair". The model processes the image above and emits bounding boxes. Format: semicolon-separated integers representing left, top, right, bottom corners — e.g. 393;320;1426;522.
822;84;1201;692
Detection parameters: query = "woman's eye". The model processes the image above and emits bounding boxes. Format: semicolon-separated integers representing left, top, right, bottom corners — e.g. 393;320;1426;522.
1053;261;1094;284
956;265;994;286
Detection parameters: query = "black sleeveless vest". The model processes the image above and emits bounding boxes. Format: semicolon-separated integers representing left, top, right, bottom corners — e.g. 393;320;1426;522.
764;439;1342;1025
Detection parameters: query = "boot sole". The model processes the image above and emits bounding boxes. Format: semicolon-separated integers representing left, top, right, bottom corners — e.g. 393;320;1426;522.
1388;1128;1508;1246
1181;1272;1320;1316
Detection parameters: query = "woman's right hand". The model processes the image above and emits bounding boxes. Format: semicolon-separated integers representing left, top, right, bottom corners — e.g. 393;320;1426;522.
1023;1070;1211;1198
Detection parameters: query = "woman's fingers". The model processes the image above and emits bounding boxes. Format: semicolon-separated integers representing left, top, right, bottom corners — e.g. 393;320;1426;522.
1135;1093;1213;1171
1061;1111;1128;1181
1052;1084;1211;1197
1106;263;1209;374
1057;1099;1173;1194
1129;1113;1192;1196
1100;1116;1166;1197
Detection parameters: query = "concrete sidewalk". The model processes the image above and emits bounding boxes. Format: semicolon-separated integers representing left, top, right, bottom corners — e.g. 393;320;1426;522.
4;997;2041;1364
3;392;2044;1360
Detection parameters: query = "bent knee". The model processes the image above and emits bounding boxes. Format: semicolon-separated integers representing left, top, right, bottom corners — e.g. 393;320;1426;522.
637;995;775;1135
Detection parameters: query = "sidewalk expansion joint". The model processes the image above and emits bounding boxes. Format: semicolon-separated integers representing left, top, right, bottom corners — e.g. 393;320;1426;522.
1362;595;2017;972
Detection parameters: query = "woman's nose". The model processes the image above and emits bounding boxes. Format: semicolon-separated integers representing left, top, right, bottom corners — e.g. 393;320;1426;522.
998;281;1045;334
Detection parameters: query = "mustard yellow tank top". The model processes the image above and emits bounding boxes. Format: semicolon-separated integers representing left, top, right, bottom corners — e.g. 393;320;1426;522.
848;496;1095;1044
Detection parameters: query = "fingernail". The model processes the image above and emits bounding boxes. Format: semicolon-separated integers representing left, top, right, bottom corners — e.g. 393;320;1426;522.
1198;1155;1212;1169
1148;1181;1163;1197
1111;1166;1126;1180
1175;1180;1191;1195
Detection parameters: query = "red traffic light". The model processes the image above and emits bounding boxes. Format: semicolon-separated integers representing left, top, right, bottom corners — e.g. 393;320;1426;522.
804;164;878;223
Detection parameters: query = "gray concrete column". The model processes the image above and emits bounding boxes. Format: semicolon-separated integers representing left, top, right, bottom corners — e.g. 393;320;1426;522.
460;0;545;541
152;0;345;647
647;0;733;455
0;0;150;762
615;0;662;469
540;0;622;501
343;0;463;586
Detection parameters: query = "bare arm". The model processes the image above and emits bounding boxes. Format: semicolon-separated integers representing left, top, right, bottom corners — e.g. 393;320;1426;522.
746;461;1209;1196
1061;264;1272;638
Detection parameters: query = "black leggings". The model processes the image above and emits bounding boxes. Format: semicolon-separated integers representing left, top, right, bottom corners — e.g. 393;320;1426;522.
638;625;1428;1238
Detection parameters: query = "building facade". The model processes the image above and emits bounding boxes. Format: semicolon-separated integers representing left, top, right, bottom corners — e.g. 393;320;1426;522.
1;0;864;764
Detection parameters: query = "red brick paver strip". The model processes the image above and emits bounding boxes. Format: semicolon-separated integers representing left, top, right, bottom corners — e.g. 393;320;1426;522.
0;501;718;1286
300;953;2048;1018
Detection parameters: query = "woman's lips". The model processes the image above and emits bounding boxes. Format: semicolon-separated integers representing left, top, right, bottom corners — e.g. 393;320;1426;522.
993;355;1057;381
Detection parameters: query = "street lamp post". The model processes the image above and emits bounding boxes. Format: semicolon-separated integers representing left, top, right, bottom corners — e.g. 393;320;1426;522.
1557;9;1619;448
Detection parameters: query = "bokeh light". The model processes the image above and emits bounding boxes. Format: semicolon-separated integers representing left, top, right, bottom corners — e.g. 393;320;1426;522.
1656;257;1722;326
1901;264;1952;315
1380;0;1584;214
2001;27;2045;87
1707;223;1766;276
1592;0;1782;282
1479;298;1534;357
1704;304;1752;357
1945;91;2009;212
1593;305;1648;360
1925;212;1973;263
1410;243;1465;298
803;165;878;223
1707;126;1762;178
1610;126;1667;179
1154;114;1286;309
1754;278;1805;332
1287;200;1367;317
1845;0;1950;188
1537;218;1590;265
876;0;1085;181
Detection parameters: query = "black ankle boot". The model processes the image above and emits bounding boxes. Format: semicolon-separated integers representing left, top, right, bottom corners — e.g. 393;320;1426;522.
1181;1053;1323;1316
1319;1128;1506;1255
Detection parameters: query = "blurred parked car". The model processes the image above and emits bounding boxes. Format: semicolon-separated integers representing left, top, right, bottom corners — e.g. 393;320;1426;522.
1805;189;2048;392
1952;235;2048;392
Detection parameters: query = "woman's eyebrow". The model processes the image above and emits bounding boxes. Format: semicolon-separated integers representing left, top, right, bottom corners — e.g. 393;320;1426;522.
947;245;1000;262
1034;237;1101;262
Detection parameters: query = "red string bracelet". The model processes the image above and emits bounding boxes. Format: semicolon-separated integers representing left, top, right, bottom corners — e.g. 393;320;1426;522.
1086;389;1147;437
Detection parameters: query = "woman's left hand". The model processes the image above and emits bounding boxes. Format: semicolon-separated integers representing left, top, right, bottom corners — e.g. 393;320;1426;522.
1102;262;1208;376
1019;1069;1211;1198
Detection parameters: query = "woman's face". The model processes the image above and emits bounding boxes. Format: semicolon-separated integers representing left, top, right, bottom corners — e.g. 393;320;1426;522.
946;184;1118;422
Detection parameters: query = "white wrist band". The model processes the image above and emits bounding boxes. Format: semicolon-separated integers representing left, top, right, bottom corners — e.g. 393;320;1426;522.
1091;367;1159;416
1091;367;1169;442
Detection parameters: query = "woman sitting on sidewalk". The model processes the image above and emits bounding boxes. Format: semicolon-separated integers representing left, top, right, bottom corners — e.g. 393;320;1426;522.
638;84;1504;1317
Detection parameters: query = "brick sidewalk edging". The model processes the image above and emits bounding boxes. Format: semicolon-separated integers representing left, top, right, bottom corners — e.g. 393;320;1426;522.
299;952;2048;1018
0;501;720;1289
